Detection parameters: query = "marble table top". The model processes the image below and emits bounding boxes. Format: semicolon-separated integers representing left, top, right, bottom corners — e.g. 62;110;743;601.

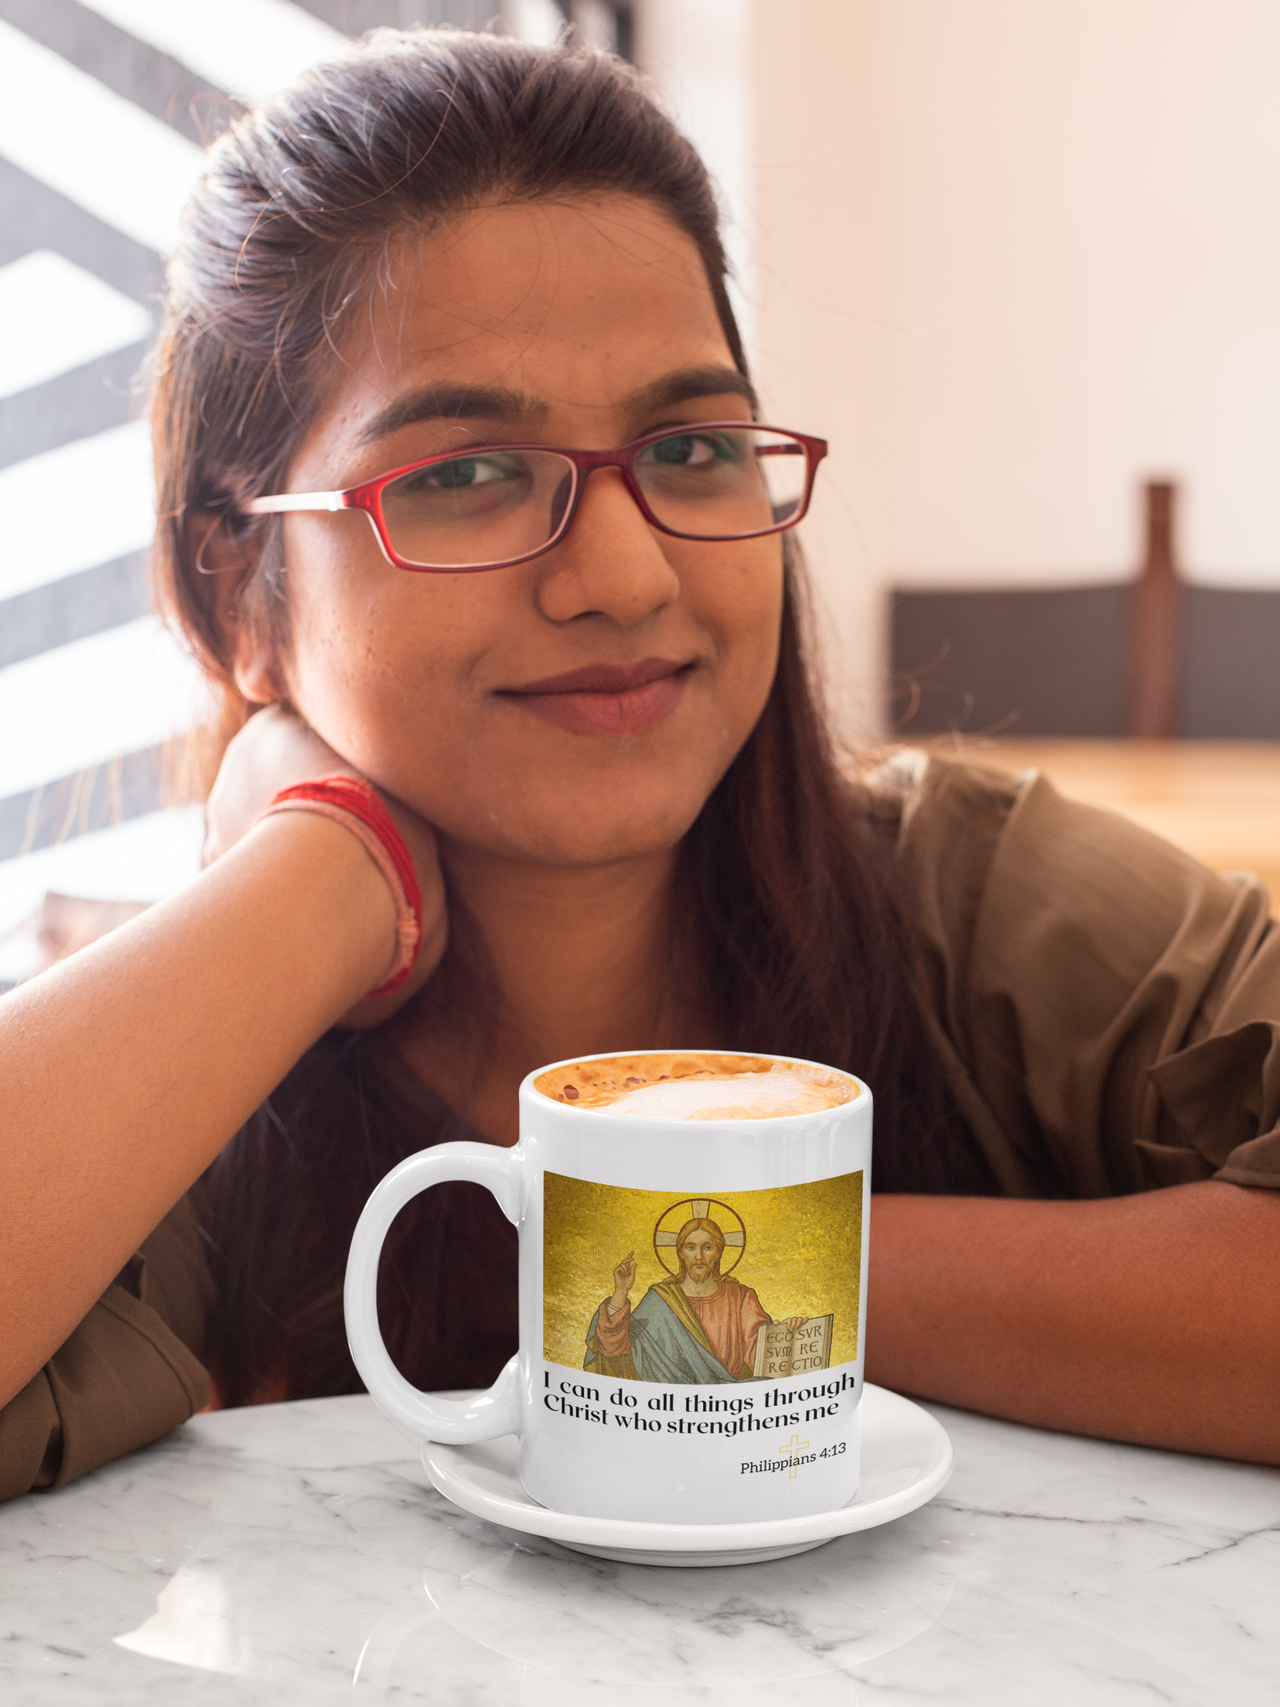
4;1393;1278;1705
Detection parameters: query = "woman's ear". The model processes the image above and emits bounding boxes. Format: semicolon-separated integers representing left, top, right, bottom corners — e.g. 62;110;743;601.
190;511;285;706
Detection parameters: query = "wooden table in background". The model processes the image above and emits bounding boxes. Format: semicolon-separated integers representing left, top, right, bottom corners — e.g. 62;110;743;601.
919;739;1280;903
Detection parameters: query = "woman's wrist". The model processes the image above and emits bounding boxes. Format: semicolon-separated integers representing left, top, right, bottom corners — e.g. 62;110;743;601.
242;809;401;1011
256;777;422;997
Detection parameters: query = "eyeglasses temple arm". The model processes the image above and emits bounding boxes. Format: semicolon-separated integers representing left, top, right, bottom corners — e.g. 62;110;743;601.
244;491;346;515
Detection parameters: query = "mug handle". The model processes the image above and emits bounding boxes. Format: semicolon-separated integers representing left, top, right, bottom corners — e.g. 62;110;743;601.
344;1141;524;1443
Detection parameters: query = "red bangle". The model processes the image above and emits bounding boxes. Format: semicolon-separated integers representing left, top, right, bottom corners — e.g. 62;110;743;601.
257;776;423;997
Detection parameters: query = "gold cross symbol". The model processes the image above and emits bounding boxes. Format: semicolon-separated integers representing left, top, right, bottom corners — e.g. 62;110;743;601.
785;1432;809;1477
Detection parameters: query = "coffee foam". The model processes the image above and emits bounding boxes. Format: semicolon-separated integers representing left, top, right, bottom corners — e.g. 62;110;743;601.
533;1052;856;1120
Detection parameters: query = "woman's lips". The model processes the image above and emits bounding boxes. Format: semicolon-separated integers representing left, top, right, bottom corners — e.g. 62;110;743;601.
498;658;694;736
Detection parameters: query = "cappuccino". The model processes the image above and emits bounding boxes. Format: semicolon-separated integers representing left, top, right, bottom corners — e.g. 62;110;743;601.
533;1051;856;1121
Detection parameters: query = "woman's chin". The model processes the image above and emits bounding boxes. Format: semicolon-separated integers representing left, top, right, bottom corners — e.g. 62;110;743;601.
438;788;707;870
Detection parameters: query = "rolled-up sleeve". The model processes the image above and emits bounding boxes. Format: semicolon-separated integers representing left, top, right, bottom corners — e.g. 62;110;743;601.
0;1196;213;1502
892;754;1280;1198
1147;1022;1280;1189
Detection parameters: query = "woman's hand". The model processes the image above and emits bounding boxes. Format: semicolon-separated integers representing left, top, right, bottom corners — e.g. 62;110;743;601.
204;706;359;864
205;707;448;1021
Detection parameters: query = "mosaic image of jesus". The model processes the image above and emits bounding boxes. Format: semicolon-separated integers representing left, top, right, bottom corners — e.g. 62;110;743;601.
584;1217;802;1384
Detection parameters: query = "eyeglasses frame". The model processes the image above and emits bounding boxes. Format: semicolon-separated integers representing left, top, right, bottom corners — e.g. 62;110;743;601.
244;421;828;573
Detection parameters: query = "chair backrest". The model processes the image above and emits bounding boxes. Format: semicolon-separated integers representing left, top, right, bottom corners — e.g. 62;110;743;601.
889;482;1280;738
1181;587;1280;737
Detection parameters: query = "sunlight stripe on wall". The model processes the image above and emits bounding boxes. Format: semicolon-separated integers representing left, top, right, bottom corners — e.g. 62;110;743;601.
77;0;348;106
0;421;154;601
0;805;204;949
0;18;203;254
0;618;206;801
0;251;152;400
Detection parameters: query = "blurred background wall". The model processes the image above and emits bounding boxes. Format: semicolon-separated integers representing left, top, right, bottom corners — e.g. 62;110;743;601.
2;0;1279;961
742;0;1280;731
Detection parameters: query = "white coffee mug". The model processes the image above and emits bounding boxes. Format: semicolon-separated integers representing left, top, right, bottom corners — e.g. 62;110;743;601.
344;1050;871;1525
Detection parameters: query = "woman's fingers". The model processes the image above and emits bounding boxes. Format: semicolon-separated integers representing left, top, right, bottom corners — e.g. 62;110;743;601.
204;707;356;864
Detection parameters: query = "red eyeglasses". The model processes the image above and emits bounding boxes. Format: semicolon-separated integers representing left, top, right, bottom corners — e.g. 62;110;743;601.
245;422;827;573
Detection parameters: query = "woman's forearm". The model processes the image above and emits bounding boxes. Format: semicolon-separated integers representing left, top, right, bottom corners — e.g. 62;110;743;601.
0;813;397;1406
867;1180;1280;1464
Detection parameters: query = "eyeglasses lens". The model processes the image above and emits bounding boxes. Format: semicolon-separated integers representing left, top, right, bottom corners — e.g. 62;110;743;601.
634;428;808;537
380;449;577;570
377;430;808;568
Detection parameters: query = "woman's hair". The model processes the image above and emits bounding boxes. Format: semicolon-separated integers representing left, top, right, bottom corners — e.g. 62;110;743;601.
674;1219;726;1281
176;29;988;1406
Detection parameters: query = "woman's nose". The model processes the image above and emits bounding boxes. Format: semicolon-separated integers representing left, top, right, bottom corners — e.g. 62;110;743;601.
534;466;680;626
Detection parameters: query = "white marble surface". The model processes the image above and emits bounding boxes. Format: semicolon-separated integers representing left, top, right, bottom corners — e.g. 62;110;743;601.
4;1394;1279;1705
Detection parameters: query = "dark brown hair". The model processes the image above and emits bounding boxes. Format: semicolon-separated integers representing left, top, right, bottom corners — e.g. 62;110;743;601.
161;29;985;1406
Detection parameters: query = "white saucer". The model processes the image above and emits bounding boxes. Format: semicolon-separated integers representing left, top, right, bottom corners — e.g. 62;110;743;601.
422;1383;952;1567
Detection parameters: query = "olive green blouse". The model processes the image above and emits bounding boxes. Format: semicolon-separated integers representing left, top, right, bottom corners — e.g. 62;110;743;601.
4;755;1279;1501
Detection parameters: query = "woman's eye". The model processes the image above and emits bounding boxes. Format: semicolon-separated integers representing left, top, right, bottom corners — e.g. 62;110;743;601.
392;453;525;497
645;433;722;469
422;454;511;489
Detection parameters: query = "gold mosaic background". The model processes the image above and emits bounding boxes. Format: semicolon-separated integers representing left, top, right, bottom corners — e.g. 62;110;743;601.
542;1171;863;1372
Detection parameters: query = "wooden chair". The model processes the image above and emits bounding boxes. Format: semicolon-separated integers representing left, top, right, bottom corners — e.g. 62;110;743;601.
889;483;1280;738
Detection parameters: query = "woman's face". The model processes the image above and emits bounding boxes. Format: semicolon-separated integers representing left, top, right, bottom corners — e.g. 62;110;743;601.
264;195;784;867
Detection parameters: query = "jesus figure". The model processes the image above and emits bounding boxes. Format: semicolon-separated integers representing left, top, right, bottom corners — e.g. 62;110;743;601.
584;1218;801;1383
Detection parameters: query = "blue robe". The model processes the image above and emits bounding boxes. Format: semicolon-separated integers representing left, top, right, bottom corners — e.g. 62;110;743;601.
584;1280;748;1384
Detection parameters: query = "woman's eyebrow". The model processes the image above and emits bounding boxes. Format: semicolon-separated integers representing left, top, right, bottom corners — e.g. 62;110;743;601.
626;367;759;415
357;384;546;445
357;366;759;447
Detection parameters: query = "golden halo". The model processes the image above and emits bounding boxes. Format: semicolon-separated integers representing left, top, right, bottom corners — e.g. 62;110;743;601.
653;1198;747;1277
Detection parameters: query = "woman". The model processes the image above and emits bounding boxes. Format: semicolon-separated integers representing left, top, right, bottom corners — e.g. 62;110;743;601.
2;29;1278;1501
